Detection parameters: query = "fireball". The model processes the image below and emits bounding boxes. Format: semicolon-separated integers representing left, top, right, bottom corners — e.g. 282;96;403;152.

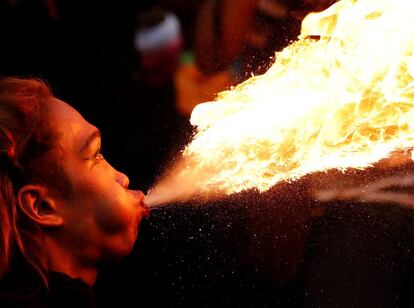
146;0;414;206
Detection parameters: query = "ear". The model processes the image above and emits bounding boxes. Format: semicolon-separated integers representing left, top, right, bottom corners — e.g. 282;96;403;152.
17;185;63;228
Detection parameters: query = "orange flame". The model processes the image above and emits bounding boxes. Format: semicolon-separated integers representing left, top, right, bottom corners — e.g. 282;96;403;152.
146;0;414;206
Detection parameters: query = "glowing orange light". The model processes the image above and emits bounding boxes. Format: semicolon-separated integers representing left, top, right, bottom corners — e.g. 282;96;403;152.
146;0;414;206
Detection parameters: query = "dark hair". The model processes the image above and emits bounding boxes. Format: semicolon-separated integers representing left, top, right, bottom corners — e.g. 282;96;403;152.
0;77;63;286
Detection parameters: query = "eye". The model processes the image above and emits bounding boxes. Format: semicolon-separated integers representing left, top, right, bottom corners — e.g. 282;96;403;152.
94;145;105;162
95;153;104;161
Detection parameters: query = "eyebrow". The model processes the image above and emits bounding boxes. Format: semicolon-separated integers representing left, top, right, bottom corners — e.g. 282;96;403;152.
81;129;101;154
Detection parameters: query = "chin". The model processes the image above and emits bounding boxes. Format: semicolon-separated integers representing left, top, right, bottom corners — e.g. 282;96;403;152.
103;248;133;263
103;236;137;262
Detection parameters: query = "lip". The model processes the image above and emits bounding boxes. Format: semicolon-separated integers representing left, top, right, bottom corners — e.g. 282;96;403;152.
129;190;150;219
141;203;150;219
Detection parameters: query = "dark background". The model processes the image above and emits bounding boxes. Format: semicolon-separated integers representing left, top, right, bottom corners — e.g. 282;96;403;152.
2;1;414;307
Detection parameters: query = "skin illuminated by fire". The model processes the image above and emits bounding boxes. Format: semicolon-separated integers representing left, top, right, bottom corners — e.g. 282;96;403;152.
146;0;414;206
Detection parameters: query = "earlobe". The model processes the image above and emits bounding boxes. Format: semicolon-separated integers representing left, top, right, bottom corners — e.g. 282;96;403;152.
17;185;63;228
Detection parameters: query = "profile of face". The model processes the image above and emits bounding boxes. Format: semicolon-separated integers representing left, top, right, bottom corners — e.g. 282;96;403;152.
33;98;149;264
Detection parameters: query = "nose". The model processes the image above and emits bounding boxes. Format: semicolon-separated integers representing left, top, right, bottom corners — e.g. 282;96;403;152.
116;171;129;189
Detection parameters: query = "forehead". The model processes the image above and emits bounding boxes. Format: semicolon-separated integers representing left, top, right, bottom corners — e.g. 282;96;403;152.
48;98;96;150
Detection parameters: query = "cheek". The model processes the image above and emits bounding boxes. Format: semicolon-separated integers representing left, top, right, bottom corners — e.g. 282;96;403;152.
94;193;137;234
68;164;138;236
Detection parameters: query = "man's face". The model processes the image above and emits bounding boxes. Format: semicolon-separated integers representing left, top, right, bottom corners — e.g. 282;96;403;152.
47;98;149;263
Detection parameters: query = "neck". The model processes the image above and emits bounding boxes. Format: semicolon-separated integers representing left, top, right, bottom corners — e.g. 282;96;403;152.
44;237;98;286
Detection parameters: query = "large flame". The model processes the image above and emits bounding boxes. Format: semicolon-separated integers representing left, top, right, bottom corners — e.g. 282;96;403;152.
146;0;414;206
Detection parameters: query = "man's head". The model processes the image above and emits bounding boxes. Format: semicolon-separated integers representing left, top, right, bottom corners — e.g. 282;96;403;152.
0;77;148;285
